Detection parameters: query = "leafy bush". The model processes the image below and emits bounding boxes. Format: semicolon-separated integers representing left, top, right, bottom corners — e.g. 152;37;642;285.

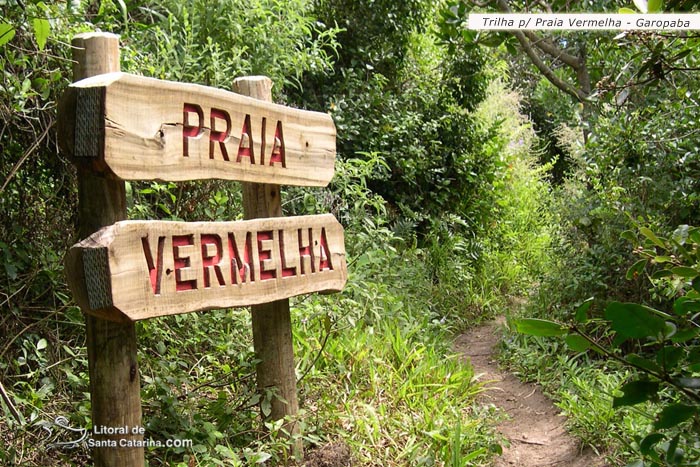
120;0;340;91
473;80;555;298
525;26;700;314
514;225;700;466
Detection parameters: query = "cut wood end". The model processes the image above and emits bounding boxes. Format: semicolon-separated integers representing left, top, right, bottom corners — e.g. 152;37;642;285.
65;231;132;324
233;76;272;83
73;32;120;41
70;72;124;89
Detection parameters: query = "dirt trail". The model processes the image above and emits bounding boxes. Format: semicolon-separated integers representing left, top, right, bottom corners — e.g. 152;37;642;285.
454;318;607;467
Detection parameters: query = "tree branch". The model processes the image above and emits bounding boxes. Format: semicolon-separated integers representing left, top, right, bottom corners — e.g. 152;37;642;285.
511;30;587;101
523;31;580;69
494;0;590;101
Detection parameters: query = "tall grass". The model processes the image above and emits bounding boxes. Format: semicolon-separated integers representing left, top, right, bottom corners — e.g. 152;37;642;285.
294;293;497;466
288;208;501;466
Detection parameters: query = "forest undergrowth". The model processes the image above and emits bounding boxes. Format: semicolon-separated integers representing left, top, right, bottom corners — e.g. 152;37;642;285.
0;2;545;464
3;1;700;466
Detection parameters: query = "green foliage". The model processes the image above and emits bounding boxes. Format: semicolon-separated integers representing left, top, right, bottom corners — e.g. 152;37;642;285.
134;310;297;466
514;19;700;314
500;325;650;457
515;225;700;466
319;55;493;243
292;224;502;465
120;0;340;91
514;318;565;337
1;6;94;464
437;2;700;465
0;0;338;465
471;81;555;298
313;0;431;81
291;0;496;260
0;22;16;46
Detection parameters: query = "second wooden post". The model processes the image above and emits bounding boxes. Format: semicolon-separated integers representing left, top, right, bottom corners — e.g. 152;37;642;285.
232;77;303;458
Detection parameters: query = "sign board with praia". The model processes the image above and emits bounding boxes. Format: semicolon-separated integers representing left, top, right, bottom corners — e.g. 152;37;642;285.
59;72;336;186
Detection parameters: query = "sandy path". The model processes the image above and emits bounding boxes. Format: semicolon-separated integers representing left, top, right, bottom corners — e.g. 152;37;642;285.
454;318;608;467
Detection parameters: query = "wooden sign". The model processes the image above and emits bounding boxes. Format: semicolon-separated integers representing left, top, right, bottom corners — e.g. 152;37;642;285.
65;214;347;322
58;72;336;186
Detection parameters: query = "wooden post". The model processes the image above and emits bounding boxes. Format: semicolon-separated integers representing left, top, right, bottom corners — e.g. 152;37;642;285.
72;32;144;467
233;77;303;458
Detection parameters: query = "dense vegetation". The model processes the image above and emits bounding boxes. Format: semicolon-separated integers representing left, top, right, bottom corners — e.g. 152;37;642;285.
1;0;699;466
442;1;700;466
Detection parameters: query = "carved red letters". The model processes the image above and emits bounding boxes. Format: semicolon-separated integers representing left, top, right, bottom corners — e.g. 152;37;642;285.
183;103;286;168
144;226;335;296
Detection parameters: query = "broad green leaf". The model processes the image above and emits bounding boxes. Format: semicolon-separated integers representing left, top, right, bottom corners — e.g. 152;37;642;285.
671;266;697;278
621;229;637;242
671;50;691;63
0;23;15;46
575;297;594;323
670;327;699;343
689;228;700;244
672;297;700;316
662;321;677;339
36;338;47;350
613;380;659;407
5;261;17;280
604;302;667;339
627;259;647;280
479;32;506;47
32;18;50;51
634;0;648;12
693;276;700;293
666;434;683;464
671;225;689;245
653;256;673;264
613;333;629;348
191;444;207;454
261;398;272;417
647;0;663;12
514;318;565;337
618;7;637;14
656;346;683;370
626;354;661;374
640;433;665;455
651;269;672;279
640;227;665;248
565;334;591;352
654;404;696;429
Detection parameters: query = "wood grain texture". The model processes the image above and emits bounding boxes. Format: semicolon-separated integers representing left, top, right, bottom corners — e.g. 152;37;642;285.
65;215;347;322
234;75;303;458
60;72;336;186
71;32;144;467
